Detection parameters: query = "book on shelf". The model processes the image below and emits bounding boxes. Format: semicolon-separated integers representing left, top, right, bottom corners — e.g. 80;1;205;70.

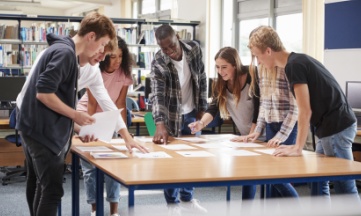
90;151;128;159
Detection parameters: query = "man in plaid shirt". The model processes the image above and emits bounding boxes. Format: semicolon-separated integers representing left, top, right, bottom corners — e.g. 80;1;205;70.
149;24;208;215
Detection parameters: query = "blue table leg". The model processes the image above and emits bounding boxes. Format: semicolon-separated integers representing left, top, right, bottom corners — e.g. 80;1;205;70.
72;153;79;216
129;186;135;207
226;186;231;201
136;123;140;136
96;168;105;216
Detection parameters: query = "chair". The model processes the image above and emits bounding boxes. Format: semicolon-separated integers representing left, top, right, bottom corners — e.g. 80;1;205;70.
1;108;26;185
126;97;140;111
144;112;156;136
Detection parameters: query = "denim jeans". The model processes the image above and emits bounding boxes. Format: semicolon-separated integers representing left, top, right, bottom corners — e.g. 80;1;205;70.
81;159;120;204
266;122;299;198
311;122;359;196
164;109;199;203
20;132;67;216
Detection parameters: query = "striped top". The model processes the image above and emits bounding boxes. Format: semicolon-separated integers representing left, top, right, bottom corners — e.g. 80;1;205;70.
254;67;298;142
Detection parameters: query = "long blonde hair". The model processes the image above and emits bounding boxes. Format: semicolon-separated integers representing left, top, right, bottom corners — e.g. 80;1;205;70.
248;26;285;97
213;47;247;119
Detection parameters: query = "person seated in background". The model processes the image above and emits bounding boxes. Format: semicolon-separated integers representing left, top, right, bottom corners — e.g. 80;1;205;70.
76;36;149;216
189;47;262;200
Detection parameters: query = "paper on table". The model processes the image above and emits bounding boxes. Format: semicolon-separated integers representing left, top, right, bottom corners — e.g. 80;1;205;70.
222;149;261;156
135;136;154;143
222;142;265;148
79;109;122;143
90;152;128;159
105;139;126;144
158;144;197;150
176;151;214;157
254;148;315;155
112;145;150;152
134;151;172;158
175;137;208;143
76;146;113;152
192;143;231;149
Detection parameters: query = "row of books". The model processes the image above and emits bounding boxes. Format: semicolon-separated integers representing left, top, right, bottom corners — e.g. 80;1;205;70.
0;44;47;67
137;51;156;69
0;24;193;44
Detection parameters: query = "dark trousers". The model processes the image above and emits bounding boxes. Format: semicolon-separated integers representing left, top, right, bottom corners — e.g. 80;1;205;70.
21;132;67;216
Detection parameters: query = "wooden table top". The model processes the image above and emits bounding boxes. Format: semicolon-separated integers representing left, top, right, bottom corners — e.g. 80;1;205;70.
71;134;361;186
0;118;10;129
357;130;361;136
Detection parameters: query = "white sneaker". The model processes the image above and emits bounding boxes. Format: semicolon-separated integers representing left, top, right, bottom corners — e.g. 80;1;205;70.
110;214;120;216
181;199;207;214
167;204;182;216
90;211;96;216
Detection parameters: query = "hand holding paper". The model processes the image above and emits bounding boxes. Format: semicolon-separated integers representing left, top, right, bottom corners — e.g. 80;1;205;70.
79;109;122;142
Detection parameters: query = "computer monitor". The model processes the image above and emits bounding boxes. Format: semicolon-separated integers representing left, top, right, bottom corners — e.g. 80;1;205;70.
346;81;361;112
0;76;26;102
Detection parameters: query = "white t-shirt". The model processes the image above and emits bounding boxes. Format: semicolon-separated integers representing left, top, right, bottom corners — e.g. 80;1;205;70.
171;51;194;115
16;50;126;132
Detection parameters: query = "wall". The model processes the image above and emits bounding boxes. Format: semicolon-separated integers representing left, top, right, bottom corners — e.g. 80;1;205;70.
324;0;361;92
177;0;219;77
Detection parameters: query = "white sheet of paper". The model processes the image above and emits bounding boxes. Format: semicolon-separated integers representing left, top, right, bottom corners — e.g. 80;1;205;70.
134;151;172;158
90;152;128;159
135;136;154;143
253;148;275;155
176;151;214;157
158;144;197;150
112;145;150;152
106;139;126;144
112;145;128;151
175;137;209;143
223;142;265;148
76;146;113;152
192;143;231;149
79;109;121;142
222;149;261;156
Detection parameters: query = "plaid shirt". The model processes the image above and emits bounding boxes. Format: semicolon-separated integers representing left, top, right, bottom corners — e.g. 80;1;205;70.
149;40;207;136
254;67;298;142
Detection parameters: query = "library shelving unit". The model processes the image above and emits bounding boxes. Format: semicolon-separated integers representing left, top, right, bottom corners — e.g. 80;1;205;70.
0;14;200;109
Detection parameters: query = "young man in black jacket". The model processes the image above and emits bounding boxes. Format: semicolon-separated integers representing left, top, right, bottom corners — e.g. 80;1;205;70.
16;12;116;216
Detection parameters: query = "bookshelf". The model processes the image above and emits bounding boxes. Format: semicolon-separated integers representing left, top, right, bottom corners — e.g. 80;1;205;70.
0;14;200;110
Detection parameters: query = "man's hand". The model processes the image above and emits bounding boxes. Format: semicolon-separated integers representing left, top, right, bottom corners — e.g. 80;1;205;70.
125;139;149;154
153;123;169;144
73;111;95;126
273;145;302;157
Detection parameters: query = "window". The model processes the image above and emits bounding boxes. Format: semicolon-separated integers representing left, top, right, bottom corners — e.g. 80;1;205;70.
239;18;268;65
276;13;303;52
142;0;156;14
221;0;233;47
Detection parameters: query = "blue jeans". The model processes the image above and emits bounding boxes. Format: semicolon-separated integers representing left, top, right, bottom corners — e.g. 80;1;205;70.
81;159;120;204
266;122;299;198
164;109;199;203
311;122;359;196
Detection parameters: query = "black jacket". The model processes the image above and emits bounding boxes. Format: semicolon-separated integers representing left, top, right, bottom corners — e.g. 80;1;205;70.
17;33;78;155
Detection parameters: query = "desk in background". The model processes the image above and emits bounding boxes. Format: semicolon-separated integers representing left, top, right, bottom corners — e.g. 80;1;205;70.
71;134;361;216
0;118;10;129
131;112;146;136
